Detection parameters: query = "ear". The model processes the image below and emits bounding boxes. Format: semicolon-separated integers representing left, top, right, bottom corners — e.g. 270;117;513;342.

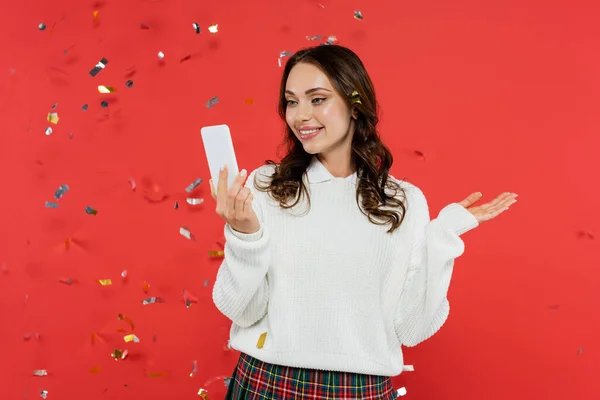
351;108;358;120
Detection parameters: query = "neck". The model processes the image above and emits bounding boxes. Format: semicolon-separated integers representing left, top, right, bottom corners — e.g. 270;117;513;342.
316;153;355;178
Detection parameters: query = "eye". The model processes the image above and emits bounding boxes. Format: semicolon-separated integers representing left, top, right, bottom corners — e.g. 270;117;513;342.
286;100;297;106
312;97;326;104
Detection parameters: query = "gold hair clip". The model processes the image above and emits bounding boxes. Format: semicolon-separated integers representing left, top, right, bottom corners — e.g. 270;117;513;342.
350;90;362;105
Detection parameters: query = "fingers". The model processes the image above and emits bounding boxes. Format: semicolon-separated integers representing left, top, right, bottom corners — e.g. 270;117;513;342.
216;166;229;206
209;179;216;200
235;187;251;221
225;168;248;219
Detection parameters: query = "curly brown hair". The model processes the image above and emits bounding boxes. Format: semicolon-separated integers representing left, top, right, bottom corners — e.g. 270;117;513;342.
254;45;407;233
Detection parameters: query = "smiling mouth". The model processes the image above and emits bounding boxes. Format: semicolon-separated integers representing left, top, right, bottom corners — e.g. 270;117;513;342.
299;127;323;135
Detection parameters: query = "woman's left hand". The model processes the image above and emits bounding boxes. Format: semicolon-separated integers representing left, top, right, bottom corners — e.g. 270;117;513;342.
458;192;518;223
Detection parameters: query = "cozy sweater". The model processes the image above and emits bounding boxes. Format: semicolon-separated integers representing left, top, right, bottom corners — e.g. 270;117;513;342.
212;156;479;377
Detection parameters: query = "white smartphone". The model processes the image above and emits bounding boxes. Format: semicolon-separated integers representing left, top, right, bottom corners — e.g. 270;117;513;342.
201;124;239;191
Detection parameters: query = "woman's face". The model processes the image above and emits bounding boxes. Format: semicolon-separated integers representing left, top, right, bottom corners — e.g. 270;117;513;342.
284;63;356;156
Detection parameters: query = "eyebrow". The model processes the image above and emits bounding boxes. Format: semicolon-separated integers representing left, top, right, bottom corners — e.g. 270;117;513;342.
285;87;332;95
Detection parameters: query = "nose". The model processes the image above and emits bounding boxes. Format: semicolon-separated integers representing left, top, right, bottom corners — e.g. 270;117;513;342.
295;101;312;122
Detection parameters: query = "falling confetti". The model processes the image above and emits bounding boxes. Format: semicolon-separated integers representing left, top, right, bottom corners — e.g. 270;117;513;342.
306;35;322;41
185;177;203;193
396;387;408;397
82;104;88;111
111;349;128;360
54;184;69;200
278;51;293;67
85;206;98;215
89;57;108;77
47;112;59;124
121;270;127;279
45;127;53;136
33;370;48;376
158;51;165;59
142;297;164;305
193;22;200;34
353;11;363;20
100;101;108;108
256;332;267;348
128;178;136;191
45;201;59;208
126;80;134;88
143;281;150;293
59;278;73;285
180;227;194;240
93;10;99;21
402;365;414;372
190;360;198;377
98;85;116;93
97;279;112;286
208;24;218;33
89;366;101;374
41;390;49;399
123;334;140;343
245;98;255;105
206;96;219;109
325;35;338;45
38;23;46;30
197;388;209;399
140;23;150;30
186;198;203;205
209;250;224;257
174;201;179;210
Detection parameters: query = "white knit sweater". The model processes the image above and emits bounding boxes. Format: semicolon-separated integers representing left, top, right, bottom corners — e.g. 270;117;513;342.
212;156;479;377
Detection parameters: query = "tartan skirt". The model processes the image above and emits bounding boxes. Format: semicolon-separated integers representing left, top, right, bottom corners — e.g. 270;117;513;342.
225;352;396;400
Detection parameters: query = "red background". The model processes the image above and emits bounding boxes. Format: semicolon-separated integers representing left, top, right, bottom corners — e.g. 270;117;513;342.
1;0;598;399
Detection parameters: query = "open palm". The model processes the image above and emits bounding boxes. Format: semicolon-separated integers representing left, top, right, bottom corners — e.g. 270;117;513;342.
458;192;518;223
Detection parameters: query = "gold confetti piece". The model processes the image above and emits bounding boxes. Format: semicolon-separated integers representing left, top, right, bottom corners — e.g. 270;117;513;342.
149;372;168;378
47;112;59;124
111;349;128;360
98;279;112;285
208;24;218;33
256;332;267;349
89;366;101;374
33;370;48;376
245;98;255;105
97;85;116;93
209;250;224;257
124;334;140;343
93;10;99;21
197;388;209;399
142;281;150;293
353;10;363;20
190;360;198;377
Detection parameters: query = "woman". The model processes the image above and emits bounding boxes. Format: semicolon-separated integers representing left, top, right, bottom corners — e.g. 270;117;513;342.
210;45;517;399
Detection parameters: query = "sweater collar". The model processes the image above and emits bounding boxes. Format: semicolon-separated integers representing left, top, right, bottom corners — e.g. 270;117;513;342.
306;156;358;185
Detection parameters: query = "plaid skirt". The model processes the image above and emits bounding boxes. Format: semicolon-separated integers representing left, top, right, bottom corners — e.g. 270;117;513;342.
225;352;396;400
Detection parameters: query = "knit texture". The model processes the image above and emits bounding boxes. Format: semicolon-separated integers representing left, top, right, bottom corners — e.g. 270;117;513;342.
212;157;479;377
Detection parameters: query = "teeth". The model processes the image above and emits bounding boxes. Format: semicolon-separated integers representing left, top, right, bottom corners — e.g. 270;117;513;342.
300;128;321;135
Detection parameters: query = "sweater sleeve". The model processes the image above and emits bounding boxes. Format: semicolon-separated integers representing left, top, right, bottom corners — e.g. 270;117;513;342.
212;168;272;328
394;186;479;347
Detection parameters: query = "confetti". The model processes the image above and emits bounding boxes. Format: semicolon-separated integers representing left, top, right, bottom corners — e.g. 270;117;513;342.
54;184;70;200
149;372;168;378
578;347;583;355
89;366;101;374
41;390;49;399
197;388;209;399
396;387;408;397
306;35;322;41
186;198;203;205
209;250;224;257
193;22;200;34
123;334;140;343
82;104;88;111
45;201;59;208
158;51;165;59
140;23;150;30
256;332;267;349
206;96;219;109
142;297;164;305
180;227;194;240
143;281;150;293
111;349;128;360
183;289;199;308
89;57;108;77
324;35;338;45
208;24;218;33
33;370;48;376
98;279;112;285
98;85;116;93
354;11;363;20
278;51;293;67
38;23;46;30
85;206;98;215
59;278;73;285
174;201;179;210
185;177;203;193
128;178;136;191
47;112;59;124
100;101;108;108
245;98;255;105
190;360;198;377
402;365;414;372
121;270;127;279
93;10;99;21
118;314;135;331
45;127;53;136
126;80;134;88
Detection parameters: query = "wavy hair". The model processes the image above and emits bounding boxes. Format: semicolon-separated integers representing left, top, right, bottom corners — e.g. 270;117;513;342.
254;45;407;233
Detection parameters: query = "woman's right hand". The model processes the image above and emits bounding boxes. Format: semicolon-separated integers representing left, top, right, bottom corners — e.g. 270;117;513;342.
210;166;260;235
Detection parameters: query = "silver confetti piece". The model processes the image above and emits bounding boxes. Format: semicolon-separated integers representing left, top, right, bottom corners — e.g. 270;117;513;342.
89;57;108;77
306;35;321;41
54;184;69;200
33;369;48;376
186;198;203;205
322;35;338;46
185;177;203;193
45;127;52;136
142;297;164;305
45;201;59;208
180;227;193;240
192;22;200;34
224;377;232;387
174;201;179;210
278;51;293;67
206;96;219;109
353;10;363;20
85;206;97;215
